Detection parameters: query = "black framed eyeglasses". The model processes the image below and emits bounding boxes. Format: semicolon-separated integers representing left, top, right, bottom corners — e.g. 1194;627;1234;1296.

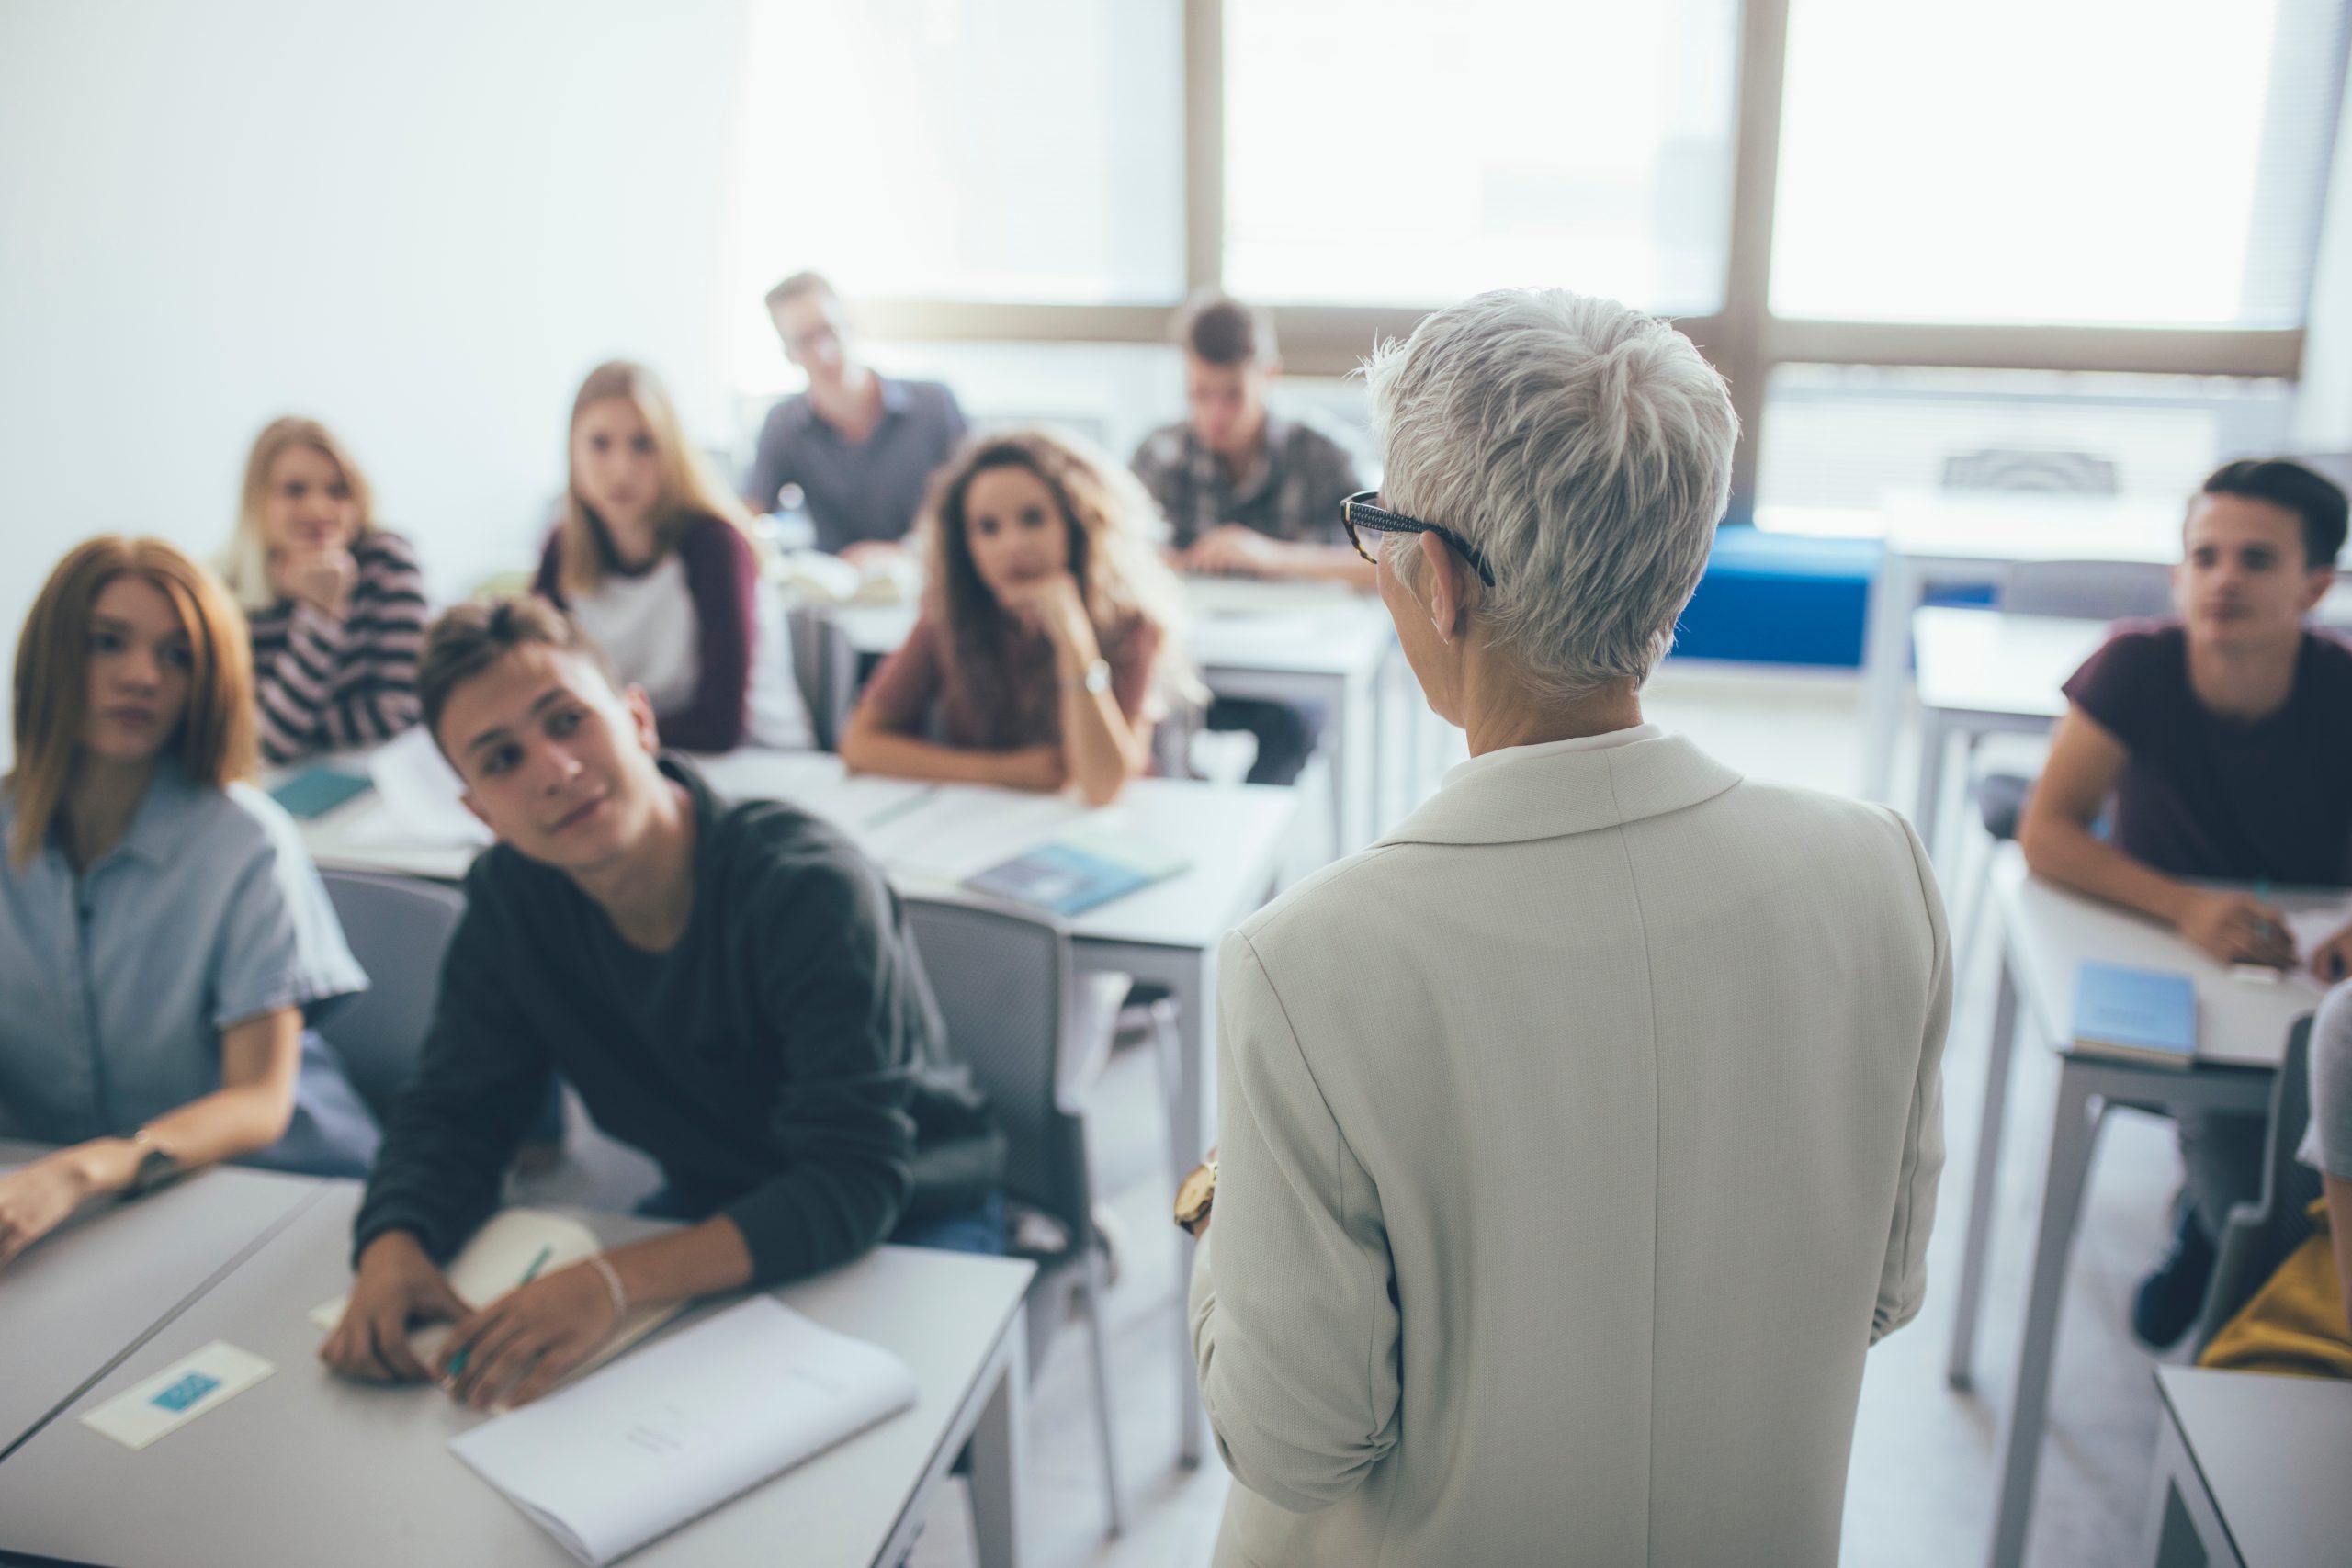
1340;491;1498;587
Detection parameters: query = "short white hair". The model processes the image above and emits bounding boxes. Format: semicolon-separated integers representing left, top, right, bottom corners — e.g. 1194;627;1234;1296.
1364;288;1737;702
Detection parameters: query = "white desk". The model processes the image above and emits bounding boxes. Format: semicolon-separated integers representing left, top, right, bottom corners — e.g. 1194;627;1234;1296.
1908;608;2108;864
0;1183;1036;1568
2143;1366;2352;1568
824;575;1400;853
1946;851;2346;1568
296;750;1297;1464
0;1141;322;1460
1860;491;2352;804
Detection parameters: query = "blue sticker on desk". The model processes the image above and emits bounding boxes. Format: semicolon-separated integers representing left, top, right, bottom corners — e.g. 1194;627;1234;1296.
151;1372;220;1411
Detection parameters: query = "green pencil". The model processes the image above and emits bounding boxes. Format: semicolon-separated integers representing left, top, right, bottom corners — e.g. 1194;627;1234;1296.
446;1245;557;1379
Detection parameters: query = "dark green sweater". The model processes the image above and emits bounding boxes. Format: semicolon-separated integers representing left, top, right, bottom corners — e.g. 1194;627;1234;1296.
353;756;997;1287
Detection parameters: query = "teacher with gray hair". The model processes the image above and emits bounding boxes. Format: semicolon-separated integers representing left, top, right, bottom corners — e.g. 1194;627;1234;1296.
1176;289;1951;1566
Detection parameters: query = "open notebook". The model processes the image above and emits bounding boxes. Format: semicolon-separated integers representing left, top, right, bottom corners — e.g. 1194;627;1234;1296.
310;1209;680;1393
447;1297;918;1564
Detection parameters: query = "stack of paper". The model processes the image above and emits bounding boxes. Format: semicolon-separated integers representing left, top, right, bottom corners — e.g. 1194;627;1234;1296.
363;726;492;847
447;1297;918;1564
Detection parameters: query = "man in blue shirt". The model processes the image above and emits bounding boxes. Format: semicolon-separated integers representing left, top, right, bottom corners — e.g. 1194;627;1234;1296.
741;273;968;564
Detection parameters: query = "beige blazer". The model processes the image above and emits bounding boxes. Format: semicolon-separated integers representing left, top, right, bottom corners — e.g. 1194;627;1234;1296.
1190;731;1950;1567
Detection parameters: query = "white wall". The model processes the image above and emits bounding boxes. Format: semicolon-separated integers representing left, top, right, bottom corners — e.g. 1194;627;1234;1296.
2293;27;2352;450
0;0;748;750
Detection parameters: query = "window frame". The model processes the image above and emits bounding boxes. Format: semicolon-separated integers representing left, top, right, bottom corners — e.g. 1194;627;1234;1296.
824;0;2330;507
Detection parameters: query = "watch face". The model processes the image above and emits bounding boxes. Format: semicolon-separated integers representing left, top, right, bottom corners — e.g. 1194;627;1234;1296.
1174;1162;1216;1223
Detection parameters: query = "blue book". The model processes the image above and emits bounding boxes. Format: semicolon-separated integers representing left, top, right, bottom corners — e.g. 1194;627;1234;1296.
267;765;375;819
964;827;1189;918
2071;961;2196;1068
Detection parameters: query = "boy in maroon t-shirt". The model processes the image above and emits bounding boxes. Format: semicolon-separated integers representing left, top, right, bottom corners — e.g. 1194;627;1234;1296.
2020;457;2352;1348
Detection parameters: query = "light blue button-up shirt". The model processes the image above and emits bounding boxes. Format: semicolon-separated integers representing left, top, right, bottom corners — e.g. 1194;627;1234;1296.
0;760;368;1150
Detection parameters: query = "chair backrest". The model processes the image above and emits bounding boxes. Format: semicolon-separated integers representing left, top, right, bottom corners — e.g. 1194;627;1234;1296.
1941;448;2120;494
899;891;1092;1237
1998;558;2177;621
318;869;466;1122
786;603;856;752
2194;1019;2322;1352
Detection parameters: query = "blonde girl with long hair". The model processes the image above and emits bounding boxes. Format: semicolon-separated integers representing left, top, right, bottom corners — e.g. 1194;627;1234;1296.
842;428;1194;807
0;537;379;1268
219;416;430;763
533;361;809;752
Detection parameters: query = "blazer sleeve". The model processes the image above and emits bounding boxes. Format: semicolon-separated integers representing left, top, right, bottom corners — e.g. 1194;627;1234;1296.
1872;807;1952;1344
1188;929;1401;1511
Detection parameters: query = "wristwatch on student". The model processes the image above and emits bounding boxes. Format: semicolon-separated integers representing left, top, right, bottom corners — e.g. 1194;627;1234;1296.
1173;1158;1217;1235
1077;657;1112;695
120;1129;181;1201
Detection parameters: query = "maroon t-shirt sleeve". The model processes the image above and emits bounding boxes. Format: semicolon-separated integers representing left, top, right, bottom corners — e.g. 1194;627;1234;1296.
658;516;759;753
857;615;948;737
530;529;566;606
2060;625;2173;751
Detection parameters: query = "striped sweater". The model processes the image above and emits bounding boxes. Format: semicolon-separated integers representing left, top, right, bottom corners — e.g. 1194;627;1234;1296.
247;527;429;764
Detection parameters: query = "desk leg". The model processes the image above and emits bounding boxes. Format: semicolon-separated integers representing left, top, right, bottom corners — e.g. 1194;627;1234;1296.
1948;956;2020;1390
968;1306;1029;1568
1081;936;1216;1468
1986;1059;2105;1568
1913;708;1952;869
1170;943;1216;1468
1860;553;1917;804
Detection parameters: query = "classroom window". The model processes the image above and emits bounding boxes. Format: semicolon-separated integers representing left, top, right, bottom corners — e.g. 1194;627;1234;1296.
1220;0;1742;312
1750;365;2298;534
726;0;1185;327
1770;0;2349;328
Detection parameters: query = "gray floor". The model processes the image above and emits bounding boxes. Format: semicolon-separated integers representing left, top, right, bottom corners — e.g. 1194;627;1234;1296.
902;661;2189;1568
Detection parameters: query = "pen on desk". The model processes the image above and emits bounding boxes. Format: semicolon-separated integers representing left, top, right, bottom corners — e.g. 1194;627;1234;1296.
445;1245;557;1380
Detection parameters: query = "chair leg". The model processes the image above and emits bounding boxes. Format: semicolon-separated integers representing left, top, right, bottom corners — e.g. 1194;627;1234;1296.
1081;1246;1127;1538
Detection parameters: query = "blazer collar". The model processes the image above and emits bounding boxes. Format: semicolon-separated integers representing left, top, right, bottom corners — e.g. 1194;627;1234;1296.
1376;730;1744;848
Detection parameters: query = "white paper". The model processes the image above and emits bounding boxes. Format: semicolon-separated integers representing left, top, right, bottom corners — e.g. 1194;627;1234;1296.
82;1340;274;1450
869;787;1091;881
367;726;492;847
311;1210;676;1383
447;1297;918;1565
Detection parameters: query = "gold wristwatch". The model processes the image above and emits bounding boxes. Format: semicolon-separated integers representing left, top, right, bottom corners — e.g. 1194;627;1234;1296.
1173;1158;1217;1235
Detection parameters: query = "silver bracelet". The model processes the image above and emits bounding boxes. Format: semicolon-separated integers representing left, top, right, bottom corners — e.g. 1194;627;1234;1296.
586;1254;628;1326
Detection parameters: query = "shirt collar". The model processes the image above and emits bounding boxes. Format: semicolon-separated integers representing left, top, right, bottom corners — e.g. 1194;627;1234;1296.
1439;722;1664;794
78;756;207;871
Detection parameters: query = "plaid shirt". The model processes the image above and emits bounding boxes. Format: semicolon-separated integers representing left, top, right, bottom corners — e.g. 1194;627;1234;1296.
1130;414;1365;551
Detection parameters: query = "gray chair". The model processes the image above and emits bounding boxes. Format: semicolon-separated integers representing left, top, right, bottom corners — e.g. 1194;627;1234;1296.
786;603;857;753
2191;1020;2322;1355
1942;448;2120;494
1945;559;2179;975
900;891;1137;1537
318;869;466;1123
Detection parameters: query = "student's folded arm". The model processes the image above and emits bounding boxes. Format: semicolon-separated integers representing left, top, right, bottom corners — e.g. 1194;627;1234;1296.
719;850;920;1288
351;886;556;1267
1191;931;1400;1511
2017;705;2190;925
839;627;1031;787
1874;809;1952;1344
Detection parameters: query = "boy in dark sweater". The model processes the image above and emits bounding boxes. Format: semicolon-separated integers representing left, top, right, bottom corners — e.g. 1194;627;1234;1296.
322;596;998;1408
